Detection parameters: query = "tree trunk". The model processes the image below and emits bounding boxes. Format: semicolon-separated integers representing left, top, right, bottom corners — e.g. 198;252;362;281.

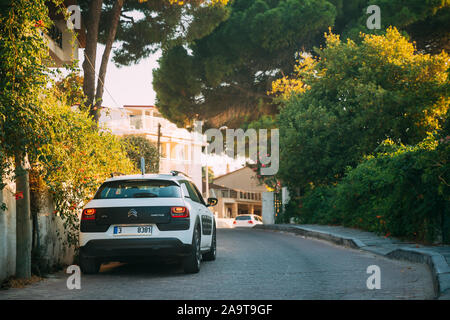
82;0;103;119
15;153;32;279
93;0;124;122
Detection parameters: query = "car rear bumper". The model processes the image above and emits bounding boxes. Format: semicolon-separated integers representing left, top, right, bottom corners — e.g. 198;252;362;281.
80;238;192;260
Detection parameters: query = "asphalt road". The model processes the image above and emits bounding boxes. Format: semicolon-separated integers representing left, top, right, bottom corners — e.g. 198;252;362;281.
0;228;435;300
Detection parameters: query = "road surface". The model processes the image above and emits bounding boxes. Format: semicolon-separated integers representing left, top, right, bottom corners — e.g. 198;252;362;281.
0;228;435;299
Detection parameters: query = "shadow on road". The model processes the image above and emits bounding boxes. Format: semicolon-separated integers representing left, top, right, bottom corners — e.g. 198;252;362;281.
98;260;186;278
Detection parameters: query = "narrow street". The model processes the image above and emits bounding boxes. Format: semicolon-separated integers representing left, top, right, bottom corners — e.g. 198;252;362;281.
0;228;434;300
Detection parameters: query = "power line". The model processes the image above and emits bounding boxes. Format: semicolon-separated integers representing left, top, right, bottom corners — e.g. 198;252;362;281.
81;48;121;108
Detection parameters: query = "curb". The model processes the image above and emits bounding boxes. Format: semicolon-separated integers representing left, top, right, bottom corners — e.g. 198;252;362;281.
255;224;450;299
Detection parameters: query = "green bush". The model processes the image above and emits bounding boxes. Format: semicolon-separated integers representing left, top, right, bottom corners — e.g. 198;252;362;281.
31;91;136;246
294;135;449;244
278;28;449;192
297;186;339;225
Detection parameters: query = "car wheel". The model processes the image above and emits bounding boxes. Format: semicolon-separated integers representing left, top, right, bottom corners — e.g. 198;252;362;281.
79;253;101;274
183;225;201;274
202;223;216;261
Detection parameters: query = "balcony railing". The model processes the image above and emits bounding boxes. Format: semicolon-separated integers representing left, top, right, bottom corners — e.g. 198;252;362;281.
128;115;177;132
215;189;261;201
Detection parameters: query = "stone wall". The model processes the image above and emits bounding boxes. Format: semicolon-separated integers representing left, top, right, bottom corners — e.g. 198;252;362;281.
0;182;75;282
0;181;16;282
36;189;75;272
262;192;275;225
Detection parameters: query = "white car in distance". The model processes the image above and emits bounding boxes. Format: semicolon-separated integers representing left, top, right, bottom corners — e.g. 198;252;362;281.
232;214;263;228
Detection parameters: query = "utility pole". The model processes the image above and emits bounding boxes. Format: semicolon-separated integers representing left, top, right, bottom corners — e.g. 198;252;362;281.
205;162;209;199
157;123;161;173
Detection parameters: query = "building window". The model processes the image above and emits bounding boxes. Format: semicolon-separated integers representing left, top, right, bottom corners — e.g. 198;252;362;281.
129;114;142;129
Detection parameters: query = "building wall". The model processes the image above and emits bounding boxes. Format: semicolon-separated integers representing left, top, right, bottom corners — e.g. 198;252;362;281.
34;189;75;272
0;181;75;283
0;182;16;282
99;106;204;192
213;167;267;192
262;192;275;225
44;20;80;67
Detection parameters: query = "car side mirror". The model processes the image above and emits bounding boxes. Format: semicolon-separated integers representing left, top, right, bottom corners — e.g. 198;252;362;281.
206;197;218;207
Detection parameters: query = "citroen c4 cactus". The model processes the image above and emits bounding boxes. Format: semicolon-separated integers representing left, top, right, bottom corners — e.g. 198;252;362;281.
78;172;218;274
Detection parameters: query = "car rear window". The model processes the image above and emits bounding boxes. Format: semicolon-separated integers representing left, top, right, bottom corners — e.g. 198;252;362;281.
235;216;251;220
94;180;181;199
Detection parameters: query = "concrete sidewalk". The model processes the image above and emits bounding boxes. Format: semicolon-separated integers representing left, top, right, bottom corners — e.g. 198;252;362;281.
256;224;450;299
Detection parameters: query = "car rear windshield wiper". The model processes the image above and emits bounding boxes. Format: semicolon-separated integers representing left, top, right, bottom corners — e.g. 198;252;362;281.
133;192;158;198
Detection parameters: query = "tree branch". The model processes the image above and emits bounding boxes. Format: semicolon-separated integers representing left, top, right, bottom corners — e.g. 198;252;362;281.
82;0;103;114
93;0;124;122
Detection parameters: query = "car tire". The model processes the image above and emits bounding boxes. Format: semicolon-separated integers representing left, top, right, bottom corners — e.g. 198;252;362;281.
202;222;216;261
183;224;201;274
79;253;101;274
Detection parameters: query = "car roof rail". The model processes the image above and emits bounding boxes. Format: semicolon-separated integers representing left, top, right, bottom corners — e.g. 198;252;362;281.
170;170;191;178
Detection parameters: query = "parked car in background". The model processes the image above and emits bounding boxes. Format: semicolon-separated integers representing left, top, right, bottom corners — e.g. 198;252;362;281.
232;214;263;228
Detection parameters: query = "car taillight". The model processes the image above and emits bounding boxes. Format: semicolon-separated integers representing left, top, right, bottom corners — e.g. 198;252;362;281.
171;206;189;218
248;220;253;224
82;208;96;220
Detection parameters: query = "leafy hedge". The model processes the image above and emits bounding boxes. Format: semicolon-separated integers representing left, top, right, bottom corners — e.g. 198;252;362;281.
30;91;136;246
120;135;159;174
291;135;449;244
274;28;450;244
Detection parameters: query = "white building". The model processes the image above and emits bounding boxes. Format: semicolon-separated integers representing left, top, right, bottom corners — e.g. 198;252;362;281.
99;105;204;192
45;0;84;67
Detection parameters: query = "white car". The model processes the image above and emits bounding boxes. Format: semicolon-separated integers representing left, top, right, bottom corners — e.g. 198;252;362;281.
232;214;263;227
79;172;218;274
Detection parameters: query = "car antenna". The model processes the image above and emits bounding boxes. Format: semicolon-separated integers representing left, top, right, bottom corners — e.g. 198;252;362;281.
140;157;145;175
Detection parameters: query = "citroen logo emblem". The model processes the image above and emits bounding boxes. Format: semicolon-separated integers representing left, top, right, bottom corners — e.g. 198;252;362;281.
128;209;138;218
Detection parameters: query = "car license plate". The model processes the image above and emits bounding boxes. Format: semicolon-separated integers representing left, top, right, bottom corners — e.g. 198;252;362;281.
113;225;152;236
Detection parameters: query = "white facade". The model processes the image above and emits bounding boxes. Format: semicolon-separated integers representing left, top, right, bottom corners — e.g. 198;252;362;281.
43;20;82;67
99;105;204;192
262;192;275;225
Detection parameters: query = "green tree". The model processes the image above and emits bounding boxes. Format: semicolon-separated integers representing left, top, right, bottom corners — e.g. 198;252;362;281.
54;70;85;107
202;166;214;183
77;0;229;122
153;0;337;127
295;135;449;244
153;0;449;127
33;90;136;247
277;28;449;191
0;0;53;279
121;135;160;174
